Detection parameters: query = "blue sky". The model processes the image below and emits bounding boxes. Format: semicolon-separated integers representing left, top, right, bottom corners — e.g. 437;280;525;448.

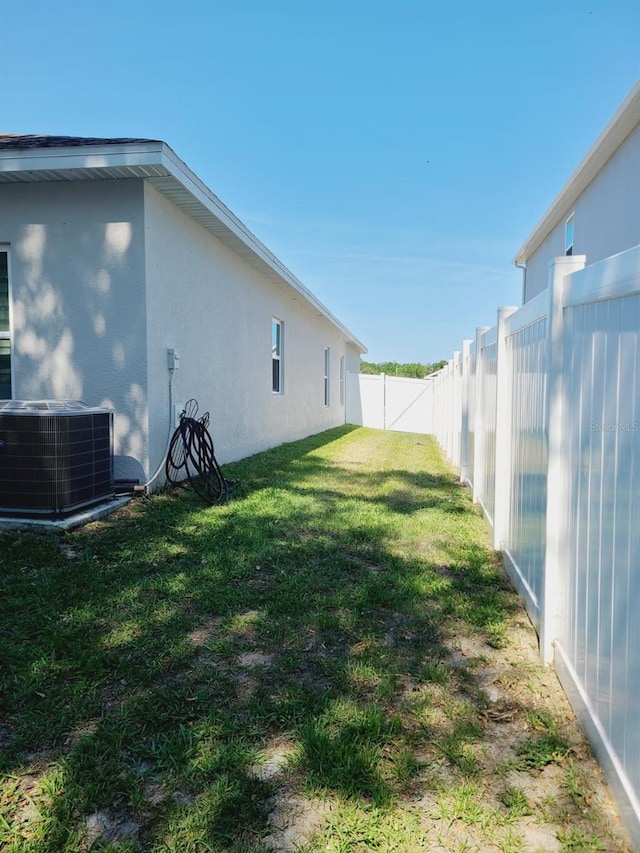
3;0;639;363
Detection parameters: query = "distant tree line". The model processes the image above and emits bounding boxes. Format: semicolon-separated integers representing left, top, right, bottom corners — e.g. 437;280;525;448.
360;360;447;378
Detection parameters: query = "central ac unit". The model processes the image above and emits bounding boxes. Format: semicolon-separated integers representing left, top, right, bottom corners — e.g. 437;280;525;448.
0;400;114;517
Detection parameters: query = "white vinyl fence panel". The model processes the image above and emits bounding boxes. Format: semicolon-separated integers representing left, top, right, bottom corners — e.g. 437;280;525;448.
464;348;476;487
431;353;463;468
451;353;463;468
562;286;640;804
430;245;640;847
478;335;497;527
346;373;385;430
504;301;548;629
431;362;451;453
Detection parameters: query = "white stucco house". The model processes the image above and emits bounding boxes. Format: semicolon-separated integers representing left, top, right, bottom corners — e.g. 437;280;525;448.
515;80;640;302
0;135;366;488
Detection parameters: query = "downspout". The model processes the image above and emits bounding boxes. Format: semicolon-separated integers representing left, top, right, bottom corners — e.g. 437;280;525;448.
516;261;527;304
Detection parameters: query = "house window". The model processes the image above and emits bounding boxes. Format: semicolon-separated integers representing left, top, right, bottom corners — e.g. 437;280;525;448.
565;213;575;256
0;251;11;399
339;355;345;406
272;318;283;393
324;347;331;407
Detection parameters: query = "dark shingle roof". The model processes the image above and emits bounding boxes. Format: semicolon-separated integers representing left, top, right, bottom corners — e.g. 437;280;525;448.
0;134;162;150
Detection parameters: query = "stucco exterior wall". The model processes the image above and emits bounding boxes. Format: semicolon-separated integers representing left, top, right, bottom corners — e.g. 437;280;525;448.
0;180;149;480
143;183;360;474
524;125;640;302
343;343;361;378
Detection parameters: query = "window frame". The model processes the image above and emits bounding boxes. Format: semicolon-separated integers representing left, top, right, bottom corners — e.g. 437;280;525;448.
565;212;575;256
272;317;284;394
323;347;331;407
0;249;13;400
339;355;345;406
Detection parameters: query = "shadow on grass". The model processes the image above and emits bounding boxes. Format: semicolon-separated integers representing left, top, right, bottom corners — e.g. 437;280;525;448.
0;426;531;851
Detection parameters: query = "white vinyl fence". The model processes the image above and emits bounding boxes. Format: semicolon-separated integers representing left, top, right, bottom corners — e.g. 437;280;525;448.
346;372;433;434
431;246;640;846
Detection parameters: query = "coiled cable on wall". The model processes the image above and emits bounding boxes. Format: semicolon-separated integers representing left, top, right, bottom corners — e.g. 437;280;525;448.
165;399;231;505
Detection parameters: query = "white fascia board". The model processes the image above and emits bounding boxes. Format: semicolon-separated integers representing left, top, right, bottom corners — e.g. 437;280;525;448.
514;79;640;266
0;141;169;175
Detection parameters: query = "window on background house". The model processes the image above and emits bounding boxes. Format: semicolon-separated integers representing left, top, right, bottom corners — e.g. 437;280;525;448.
339;355;345;406
0;251;11;399
272;318;283;393
324;347;331;406
565;212;575;256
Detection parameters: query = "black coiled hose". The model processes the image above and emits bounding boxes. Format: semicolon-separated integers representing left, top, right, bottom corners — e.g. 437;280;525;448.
165;399;231;505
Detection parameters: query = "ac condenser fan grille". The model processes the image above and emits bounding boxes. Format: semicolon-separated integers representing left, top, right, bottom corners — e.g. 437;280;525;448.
0;402;114;517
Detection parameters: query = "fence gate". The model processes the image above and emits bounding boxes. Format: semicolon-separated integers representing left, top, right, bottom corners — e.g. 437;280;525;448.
346;373;434;434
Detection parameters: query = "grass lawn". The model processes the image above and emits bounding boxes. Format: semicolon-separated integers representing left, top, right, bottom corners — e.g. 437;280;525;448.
0;427;631;852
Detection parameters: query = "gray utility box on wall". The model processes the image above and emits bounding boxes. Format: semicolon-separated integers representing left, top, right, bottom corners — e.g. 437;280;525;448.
0;400;114;517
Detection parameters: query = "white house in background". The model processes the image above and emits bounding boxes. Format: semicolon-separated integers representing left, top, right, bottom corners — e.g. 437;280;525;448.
0;135;365;487
515;80;640;302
